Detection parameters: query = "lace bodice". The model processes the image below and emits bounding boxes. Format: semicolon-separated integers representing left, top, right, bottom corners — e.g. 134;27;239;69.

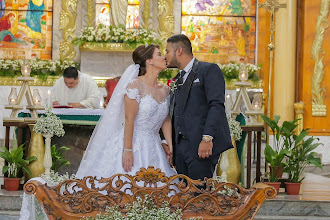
126;79;170;133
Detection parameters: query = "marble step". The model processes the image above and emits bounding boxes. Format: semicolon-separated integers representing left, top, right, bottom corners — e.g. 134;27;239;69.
0;211;19;220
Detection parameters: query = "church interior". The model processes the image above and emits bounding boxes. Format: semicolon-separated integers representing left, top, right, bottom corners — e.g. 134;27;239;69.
0;0;330;219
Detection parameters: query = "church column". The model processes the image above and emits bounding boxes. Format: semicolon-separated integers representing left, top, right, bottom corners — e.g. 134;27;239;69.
273;0;297;121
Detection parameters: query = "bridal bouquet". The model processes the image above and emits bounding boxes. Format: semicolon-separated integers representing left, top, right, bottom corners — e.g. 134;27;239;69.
33;108;65;137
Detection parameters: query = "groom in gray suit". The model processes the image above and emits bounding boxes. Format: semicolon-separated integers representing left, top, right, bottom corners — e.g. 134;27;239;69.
165;34;233;180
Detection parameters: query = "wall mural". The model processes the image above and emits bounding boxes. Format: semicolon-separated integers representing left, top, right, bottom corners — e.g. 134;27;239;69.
0;0;53;60
181;0;256;64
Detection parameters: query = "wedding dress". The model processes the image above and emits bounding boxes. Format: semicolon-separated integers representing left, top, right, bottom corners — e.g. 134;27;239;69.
19;65;176;220
76;65;176;178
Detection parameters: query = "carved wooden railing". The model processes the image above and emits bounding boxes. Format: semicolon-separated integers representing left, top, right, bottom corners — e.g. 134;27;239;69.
24;167;276;219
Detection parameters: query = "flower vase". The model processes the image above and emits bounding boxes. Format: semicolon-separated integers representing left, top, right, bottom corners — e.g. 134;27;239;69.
42;133;53;178
216;138;241;184
26;124;45;179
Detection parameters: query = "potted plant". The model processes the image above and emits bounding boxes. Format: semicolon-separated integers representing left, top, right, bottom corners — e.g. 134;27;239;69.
0;144;36;191
284;128;323;195
261;115;296;194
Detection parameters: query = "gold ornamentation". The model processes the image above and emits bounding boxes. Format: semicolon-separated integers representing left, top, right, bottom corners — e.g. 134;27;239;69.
311;0;330;117
157;0;174;43
26;124;45;179
86;0;95;27
141;0;151;29
24;166;276;219
294;102;305;134
216;138;241;184
79;42;137;52
258;0;287;158
60;0;78;61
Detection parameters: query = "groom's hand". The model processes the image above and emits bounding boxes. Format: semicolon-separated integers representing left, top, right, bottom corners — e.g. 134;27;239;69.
198;140;213;159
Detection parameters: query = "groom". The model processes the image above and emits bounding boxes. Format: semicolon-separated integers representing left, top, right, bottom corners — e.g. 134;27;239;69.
165;34;233;180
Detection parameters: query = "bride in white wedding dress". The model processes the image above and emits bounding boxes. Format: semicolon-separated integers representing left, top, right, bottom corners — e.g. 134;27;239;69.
75;44;176;178
19;44;176;220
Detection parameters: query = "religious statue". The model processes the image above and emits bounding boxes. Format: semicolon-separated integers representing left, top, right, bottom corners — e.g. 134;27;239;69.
109;0;128;27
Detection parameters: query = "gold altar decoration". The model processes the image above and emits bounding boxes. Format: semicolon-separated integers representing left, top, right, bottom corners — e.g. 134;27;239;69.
216;139;241;184
157;0;174;43
294;102;305;134
3;77;45;123
60;0;78;61
86;0;95;27
26;124;45;179
79;42;136;52
311;0;330;117
141;0;152;29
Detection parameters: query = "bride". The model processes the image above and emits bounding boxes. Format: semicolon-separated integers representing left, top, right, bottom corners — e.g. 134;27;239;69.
75;44;176;178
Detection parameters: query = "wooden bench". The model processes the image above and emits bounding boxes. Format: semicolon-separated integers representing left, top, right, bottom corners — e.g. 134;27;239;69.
24;167;276;219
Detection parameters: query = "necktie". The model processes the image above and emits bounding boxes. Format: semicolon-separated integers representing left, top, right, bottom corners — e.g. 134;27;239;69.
177;70;186;86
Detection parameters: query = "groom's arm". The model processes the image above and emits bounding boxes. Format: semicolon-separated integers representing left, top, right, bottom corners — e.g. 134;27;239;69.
202;63;226;138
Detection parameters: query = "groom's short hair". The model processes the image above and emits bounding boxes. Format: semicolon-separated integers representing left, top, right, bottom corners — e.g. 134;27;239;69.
167;34;193;55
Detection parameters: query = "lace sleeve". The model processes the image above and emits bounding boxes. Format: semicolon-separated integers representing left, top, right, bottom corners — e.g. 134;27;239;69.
125;80;141;103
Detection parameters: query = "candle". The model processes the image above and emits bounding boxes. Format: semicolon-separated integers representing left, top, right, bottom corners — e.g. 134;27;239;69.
239;71;248;81
47;89;51;107
252;94;262;110
9;98;16;105
34;99;40;105
21;62;31;76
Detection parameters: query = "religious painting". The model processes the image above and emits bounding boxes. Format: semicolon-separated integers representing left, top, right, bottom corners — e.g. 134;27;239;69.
181;0;256;64
96;0;140;29
0;0;53;60
96;0;110;26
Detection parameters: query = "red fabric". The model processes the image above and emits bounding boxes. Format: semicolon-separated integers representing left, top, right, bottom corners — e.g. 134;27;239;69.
105;77;120;103
0;19;10;32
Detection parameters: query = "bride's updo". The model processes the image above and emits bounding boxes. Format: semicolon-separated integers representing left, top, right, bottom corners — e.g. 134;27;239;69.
132;44;160;76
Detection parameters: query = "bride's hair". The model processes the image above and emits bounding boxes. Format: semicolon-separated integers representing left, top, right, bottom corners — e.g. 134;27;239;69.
132;44;160;76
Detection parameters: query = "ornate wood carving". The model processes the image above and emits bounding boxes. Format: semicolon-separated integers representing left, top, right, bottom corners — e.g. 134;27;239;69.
60;0;78;61
24;167;276;220
311;0;330;117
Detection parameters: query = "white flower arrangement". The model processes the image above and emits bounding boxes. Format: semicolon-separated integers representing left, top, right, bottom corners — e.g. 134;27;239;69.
33;108;65;137
227;115;242;141
217;62;261;82
84;195;184;220
40;170;75;186
0;59;79;80
73;24;160;47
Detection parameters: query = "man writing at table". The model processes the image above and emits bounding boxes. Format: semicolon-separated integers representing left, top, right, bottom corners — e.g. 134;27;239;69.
52;67;101;108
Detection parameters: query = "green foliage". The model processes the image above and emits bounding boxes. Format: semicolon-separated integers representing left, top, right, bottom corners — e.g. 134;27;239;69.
285;129;323;183
51;145;70;173
0;144;36;178
159;68;177;81
262;115;323;183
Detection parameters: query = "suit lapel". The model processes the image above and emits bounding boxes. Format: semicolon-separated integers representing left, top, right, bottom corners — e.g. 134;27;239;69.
170;72;180;119
182;59;199;108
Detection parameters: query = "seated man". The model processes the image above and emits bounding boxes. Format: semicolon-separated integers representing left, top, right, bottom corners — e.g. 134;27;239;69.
52;67;101;108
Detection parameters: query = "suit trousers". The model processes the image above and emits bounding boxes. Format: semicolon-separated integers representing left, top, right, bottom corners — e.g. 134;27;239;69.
175;137;221;180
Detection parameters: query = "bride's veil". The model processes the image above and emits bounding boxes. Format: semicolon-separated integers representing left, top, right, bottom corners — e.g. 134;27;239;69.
76;64;140;178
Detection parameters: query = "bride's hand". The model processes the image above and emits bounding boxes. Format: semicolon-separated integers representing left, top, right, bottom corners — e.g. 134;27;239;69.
122;151;134;172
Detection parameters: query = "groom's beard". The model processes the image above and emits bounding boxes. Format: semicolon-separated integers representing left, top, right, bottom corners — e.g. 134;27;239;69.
167;55;181;69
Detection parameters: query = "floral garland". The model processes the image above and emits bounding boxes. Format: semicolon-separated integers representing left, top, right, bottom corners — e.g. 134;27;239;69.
33;108;65;137
0;59;79;81
73;24;160;48
217;62;261;82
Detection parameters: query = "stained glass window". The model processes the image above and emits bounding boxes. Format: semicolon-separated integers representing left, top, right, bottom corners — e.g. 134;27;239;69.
181;0;257;64
95;0;140;29
0;0;53;60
